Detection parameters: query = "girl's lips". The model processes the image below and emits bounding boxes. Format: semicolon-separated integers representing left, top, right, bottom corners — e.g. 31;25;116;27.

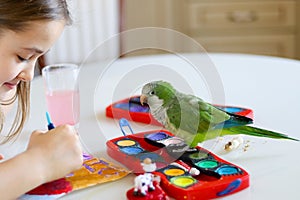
4;82;19;90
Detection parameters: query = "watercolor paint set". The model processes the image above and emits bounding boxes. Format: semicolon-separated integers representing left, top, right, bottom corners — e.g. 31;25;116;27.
106;96;253;126
106;123;250;200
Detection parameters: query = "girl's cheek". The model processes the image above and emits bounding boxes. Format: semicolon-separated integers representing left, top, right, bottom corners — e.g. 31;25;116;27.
0;68;20;83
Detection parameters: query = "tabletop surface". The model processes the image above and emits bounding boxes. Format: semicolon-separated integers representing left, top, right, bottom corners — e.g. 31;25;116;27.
2;53;300;200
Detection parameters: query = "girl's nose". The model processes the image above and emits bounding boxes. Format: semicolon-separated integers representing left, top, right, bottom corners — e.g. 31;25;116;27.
17;62;35;82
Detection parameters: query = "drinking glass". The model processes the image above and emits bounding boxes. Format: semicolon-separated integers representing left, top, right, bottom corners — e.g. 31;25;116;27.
42;64;80;127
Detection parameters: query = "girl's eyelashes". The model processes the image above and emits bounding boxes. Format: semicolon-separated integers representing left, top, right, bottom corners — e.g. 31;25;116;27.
17;55;30;62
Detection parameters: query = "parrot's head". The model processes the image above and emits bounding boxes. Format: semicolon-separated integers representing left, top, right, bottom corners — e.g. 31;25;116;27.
140;81;176;109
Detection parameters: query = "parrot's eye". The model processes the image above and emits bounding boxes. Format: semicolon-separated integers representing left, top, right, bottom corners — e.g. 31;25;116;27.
149;91;155;95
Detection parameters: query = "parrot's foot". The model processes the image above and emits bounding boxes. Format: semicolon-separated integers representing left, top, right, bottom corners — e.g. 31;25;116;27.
165;143;189;158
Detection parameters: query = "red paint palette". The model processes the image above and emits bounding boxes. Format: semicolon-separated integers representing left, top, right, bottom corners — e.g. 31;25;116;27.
106;129;250;200
105;96;253;126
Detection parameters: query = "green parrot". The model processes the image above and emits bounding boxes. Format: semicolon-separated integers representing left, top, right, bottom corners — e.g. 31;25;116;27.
140;80;298;147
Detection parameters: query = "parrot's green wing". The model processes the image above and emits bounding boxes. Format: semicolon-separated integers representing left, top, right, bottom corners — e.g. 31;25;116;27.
166;93;298;147
165;93;231;144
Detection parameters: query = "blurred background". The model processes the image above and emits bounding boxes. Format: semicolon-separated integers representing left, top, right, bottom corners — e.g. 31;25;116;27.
38;0;300;71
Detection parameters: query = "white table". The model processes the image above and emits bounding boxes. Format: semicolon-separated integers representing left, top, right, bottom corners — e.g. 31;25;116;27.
3;53;300;199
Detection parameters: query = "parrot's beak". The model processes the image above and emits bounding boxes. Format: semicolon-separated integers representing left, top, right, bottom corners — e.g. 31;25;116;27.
140;95;147;105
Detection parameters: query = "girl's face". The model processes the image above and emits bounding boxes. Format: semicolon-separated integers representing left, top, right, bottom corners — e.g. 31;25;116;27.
0;20;65;100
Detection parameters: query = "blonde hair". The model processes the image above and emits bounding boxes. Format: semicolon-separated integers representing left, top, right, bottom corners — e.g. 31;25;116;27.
0;82;30;144
0;0;72;143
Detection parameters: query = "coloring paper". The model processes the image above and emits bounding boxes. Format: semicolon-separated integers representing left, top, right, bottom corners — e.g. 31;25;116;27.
19;153;129;199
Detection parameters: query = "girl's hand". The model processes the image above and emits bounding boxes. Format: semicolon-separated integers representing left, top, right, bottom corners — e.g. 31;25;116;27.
26;125;83;182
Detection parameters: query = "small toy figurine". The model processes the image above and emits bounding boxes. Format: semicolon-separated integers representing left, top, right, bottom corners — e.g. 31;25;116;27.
134;158;157;196
127;158;169;200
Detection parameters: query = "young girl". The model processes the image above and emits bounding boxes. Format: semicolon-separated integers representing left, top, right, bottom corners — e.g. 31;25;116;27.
0;1;83;198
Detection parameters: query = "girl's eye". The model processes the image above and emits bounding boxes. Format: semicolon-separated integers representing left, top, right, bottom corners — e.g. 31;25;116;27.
17;55;29;62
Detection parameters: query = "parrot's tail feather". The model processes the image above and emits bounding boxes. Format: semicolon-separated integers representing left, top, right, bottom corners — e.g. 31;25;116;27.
223;126;299;141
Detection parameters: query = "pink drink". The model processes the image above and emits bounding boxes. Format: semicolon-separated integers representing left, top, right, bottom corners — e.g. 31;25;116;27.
46;90;80;126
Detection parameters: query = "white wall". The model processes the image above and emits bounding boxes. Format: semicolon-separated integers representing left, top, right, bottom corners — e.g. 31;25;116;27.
45;0;120;65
